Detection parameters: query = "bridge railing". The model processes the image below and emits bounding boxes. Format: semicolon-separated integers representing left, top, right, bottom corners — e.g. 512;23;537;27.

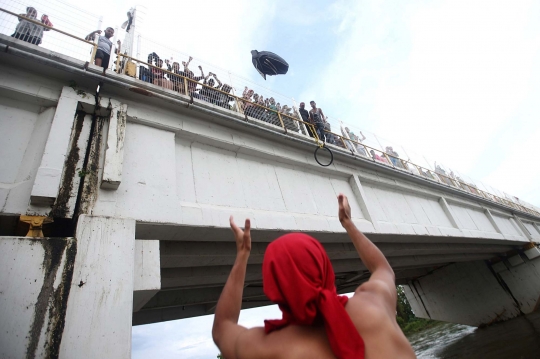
0;3;100;64
0;7;538;218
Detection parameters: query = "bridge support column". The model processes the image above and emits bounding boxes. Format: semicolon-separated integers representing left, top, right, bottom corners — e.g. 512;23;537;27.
58;215;136;359
403;254;540;327
0;215;136;359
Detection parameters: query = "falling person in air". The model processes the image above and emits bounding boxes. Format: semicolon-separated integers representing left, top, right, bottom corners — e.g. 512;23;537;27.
212;194;416;359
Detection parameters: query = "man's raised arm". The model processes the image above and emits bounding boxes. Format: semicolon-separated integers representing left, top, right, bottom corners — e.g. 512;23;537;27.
85;30;101;41
212;216;251;359
338;194;395;284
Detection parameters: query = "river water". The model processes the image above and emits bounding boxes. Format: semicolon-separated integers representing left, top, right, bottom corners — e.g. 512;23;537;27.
408;313;540;359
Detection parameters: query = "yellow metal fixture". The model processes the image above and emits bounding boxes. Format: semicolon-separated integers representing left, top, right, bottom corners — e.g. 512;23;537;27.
19;215;54;237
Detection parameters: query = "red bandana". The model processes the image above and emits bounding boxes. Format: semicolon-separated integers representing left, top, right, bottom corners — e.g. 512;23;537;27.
263;233;365;359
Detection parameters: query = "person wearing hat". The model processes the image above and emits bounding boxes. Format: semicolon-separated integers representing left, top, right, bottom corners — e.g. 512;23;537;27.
212;194;416;359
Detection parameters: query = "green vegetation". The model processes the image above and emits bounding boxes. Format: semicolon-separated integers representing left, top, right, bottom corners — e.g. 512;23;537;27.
396;285;441;335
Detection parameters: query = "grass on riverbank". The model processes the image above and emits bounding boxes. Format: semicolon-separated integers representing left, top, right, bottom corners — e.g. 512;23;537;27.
399;318;442;335
396;285;444;335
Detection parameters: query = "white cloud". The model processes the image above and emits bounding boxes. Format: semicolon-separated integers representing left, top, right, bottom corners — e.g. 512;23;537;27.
132;305;282;359
302;0;540;205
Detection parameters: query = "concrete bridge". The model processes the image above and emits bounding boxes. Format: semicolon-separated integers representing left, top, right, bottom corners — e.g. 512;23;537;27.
1;35;540;358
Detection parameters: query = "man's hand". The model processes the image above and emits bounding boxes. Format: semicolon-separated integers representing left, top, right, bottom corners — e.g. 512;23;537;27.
230;216;251;258
338;193;352;227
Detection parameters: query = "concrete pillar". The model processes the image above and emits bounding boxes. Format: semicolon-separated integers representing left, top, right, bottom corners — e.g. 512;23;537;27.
349;175;380;231
133;240;161;312
101;100;127;190
438;197;460;229
485;209;503;234
0;237;77;359
403;257;540;327
0;216;138;359
31;87;80;205
59;215;136;359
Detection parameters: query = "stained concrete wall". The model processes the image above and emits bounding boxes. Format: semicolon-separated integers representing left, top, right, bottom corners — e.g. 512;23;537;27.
404;256;540;326
0;237;76;359
0;96;55;214
0;58;538;244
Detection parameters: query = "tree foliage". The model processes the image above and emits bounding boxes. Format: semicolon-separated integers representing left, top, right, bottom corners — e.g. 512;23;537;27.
396;285;440;335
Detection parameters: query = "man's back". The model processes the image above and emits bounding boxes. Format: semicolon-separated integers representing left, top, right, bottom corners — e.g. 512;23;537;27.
212;195;416;359
236;280;415;359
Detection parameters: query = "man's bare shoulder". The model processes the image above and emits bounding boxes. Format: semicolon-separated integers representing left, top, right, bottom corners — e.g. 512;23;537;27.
236;325;336;359
345;282;417;359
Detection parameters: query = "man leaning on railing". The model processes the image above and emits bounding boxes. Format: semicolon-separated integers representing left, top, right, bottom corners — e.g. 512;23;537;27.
11;7;52;46
85;27;121;70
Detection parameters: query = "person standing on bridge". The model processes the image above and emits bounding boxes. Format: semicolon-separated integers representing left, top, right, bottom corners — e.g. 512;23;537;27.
85;27;121;70
309;100;327;143
212;194;416;359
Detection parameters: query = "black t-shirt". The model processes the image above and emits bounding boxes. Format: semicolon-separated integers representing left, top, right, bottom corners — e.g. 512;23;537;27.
299;108;310;122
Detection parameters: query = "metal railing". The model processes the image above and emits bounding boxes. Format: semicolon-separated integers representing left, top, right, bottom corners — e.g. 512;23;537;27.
0;7;538;218
0;2;100;64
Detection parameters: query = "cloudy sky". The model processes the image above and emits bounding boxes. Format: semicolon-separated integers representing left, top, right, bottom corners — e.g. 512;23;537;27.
3;0;539;356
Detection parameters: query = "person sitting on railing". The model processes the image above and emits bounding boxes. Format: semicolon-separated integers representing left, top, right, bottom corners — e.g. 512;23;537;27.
85;27;121;70
12;7;52;46
299;102;315;138
309;101;326;143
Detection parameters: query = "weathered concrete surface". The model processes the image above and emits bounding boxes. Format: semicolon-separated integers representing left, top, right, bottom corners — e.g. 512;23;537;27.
133;240;160;312
0;237;76;359
101;100;127;190
30;87;90;206
59;215;135;359
403;256;540;326
1;35;540;331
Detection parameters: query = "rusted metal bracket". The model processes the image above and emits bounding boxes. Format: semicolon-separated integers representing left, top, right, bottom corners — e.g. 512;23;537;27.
19;215;54;237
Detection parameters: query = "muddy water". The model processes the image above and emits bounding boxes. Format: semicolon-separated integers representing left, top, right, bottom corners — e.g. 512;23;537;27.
408;313;540;359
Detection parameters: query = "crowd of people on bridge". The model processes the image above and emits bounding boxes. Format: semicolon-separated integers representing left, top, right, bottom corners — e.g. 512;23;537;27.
8;6;489;198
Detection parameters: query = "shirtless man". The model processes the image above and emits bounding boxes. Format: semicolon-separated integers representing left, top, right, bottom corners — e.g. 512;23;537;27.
213;194;416;359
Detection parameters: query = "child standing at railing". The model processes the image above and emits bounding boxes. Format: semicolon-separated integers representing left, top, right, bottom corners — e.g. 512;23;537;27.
85;27;121;70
